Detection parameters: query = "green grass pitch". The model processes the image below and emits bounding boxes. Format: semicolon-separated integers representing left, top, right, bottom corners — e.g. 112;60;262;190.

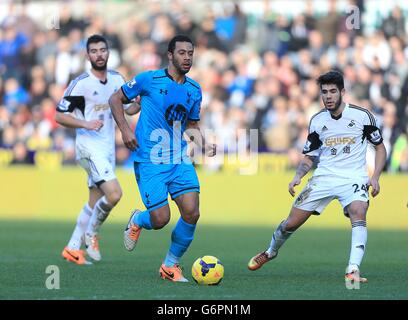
1;219;407;300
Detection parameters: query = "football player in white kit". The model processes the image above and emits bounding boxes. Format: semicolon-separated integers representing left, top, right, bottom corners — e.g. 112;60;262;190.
56;35;139;264
248;70;387;283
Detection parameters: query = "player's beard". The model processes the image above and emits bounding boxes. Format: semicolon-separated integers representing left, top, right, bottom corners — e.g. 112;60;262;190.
90;59;108;71
173;59;191;75
325;96;342;113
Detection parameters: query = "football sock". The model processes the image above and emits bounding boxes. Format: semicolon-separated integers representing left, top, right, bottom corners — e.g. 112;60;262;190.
164;217;196;267
267;221;293;256
86;196;112;235
348;220;367;267
132;210;153;230
67;204;92;250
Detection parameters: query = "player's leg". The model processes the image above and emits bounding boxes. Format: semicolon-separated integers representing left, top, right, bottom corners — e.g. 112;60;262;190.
158;191;199;282
86;179;122;235
84;179;122;261
124;162;170;251
61;185;101;265
248;176;333;271
158;163;200;282
248;207;314;271
344;200;369;283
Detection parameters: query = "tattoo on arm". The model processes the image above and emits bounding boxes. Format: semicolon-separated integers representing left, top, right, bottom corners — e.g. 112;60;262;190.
296;156;317;178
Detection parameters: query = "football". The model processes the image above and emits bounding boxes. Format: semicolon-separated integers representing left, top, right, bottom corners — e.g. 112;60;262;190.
192;255;224;285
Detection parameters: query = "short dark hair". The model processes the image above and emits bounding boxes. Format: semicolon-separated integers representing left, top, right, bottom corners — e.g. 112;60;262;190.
86;34;108;53
168;35;194;54
317;70;344;91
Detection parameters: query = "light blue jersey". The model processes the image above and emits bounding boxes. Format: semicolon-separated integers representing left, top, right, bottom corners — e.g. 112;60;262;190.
121;68;202;164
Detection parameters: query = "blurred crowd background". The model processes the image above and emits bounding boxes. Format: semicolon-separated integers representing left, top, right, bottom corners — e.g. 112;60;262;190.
0;0;407;172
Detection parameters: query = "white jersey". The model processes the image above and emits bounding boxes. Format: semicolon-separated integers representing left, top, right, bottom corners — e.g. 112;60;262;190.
57;70;126;159
303;103;383;179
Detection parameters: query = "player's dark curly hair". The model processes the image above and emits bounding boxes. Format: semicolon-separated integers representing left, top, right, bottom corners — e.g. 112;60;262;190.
317;70;344;91
168;35;194;54
86;34;108;53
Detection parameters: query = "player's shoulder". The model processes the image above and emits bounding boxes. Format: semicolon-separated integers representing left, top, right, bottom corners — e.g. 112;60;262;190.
107;69;126;83
309;108;328;124
150;69;166;79
71;72;90;83
347;103;376;124
108;69;124;79
185;76;201;92
65;72;90;95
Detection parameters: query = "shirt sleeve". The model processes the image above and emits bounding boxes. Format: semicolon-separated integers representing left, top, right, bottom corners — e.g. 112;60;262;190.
188;89;202;121
362;111;383;145
56;79;85;113
121;71;151;102
117;75;132;110
302;118;323;156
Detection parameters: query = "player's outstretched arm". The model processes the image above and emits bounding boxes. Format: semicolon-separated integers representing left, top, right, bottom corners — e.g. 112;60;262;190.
289;155;316;196
55;112;103;130
109;90;138;150
369;142;386;197
186;120;216;157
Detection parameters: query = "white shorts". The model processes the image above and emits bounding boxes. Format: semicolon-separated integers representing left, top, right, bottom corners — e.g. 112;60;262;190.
77;153;116;188
293;175;369;216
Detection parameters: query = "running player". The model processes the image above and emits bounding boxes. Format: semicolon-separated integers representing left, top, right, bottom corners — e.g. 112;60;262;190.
248;70;386;283
109;35;216;282
56;35;139;264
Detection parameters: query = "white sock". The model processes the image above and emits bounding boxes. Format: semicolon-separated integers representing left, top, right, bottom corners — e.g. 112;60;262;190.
348;220;367;267
86;196;112;235
67;204;92;250
266;221;293;256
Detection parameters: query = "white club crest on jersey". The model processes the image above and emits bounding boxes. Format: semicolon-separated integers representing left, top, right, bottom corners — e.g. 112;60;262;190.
127;79;136;88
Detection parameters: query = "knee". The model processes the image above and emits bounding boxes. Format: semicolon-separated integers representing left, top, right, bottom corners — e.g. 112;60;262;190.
151;208;170;229
183;208;200;225
106;189;122;207
348;203;368;220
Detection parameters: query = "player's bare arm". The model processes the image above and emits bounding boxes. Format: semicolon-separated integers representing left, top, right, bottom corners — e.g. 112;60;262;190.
369;142;387;197
186;120;216;157
109;89;138;150
289;155;317;196
55;112;103;131
124;97;141;116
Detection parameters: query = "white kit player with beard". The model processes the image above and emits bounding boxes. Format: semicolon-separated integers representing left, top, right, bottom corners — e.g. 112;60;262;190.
248;70;387;284
56;35;139;265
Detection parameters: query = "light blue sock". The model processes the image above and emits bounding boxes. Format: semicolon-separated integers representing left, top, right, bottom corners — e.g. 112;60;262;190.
164;218;196;267
132;210;153;230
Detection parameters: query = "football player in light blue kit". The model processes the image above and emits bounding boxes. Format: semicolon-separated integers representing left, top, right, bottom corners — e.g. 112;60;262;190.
109;35;216;282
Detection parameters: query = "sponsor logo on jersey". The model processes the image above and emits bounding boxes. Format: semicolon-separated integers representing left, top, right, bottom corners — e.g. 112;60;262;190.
94;103;109;111
325;136;356;146
322;125;328;132
93;91;99;96
165;104;187;125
